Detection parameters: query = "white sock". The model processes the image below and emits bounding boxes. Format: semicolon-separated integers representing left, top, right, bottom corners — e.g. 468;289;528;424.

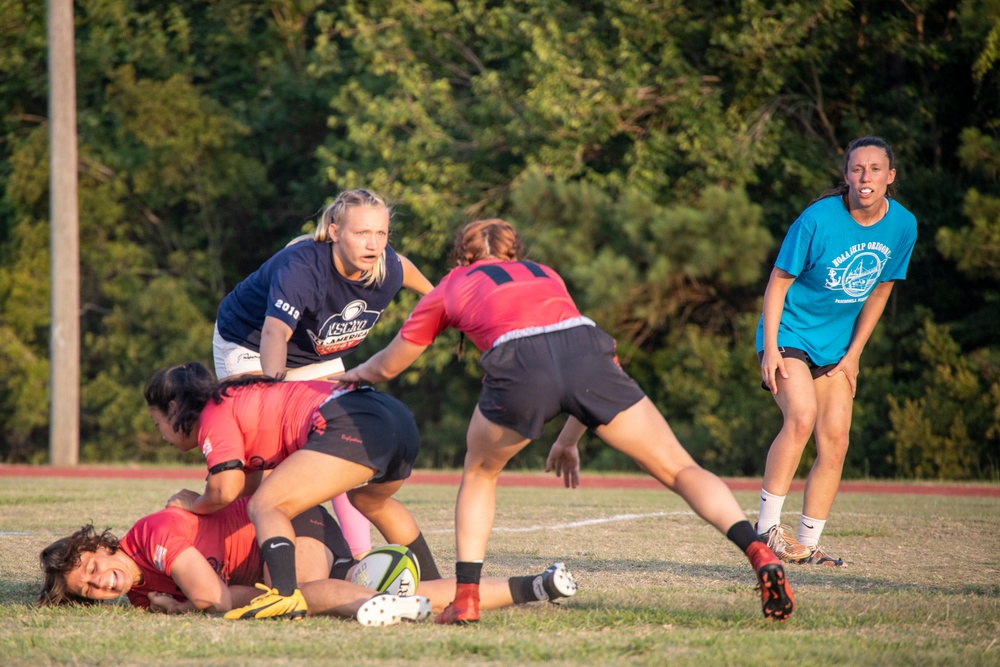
798;515;826;548
757;489;786;535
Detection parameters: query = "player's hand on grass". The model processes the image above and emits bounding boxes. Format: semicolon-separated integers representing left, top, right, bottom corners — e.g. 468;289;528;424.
148;591;194;614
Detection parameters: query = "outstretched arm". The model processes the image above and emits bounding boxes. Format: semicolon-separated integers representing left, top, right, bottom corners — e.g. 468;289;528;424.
338;333;429;384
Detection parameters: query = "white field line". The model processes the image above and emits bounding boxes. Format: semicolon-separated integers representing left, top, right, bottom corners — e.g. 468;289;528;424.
426;510;864;535
428;511;691;534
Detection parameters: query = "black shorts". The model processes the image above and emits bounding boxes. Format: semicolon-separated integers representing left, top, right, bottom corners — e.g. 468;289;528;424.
477;324;646;439
291;505;355;580
757;347;838;390
302;387;419;484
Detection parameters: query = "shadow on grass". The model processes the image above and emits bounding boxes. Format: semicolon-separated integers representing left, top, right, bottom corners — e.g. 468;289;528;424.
499;553;999;599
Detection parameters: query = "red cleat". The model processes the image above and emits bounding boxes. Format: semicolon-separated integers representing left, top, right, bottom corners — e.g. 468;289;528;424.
434;583;480;625
746;541;795;621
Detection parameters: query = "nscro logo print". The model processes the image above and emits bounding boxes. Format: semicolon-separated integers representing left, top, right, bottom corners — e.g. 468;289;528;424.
307;300;382;356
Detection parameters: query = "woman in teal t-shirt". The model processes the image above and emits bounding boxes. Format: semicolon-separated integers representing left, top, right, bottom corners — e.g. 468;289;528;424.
754;137;917;567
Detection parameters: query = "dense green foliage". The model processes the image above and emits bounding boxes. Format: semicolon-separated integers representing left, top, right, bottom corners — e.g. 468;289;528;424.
1;1;997;478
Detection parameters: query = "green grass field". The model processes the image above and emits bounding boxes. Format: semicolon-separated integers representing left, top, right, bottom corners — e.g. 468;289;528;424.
1;476;998;666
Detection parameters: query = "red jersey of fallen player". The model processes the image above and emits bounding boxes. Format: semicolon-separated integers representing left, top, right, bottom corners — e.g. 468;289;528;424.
120;498;261;609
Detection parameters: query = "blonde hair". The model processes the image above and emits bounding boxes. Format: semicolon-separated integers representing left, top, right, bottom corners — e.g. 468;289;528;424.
316;189;392;287
452;219;524;266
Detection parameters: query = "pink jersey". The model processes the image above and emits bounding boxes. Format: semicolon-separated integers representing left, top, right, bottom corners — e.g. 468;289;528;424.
400;259;582;351
120;499;261;609
198;380;337;472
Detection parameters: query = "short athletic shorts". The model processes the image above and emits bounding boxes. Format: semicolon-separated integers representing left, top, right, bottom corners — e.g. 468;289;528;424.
477;324;646;440
757;346;838;390
302;387;420;484
291;505;356;580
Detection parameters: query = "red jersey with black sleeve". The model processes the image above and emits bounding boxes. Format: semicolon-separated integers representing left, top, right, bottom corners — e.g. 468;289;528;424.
198;381;339;473
399;259;582;351
120;499;261;609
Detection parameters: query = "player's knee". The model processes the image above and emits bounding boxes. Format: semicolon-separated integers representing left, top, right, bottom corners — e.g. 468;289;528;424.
782;410;817;441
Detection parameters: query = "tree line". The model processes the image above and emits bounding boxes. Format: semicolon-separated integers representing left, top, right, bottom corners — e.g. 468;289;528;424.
1;0;997;479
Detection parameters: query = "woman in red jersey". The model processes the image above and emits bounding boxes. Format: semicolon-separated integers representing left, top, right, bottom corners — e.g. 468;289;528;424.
338;219;796;625
38;498;432;625
38;497;576;623
142;362;439;620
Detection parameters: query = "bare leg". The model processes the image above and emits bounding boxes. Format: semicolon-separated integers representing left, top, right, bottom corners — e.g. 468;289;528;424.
298;579;377;617
248;450;375;547
349;480;421;547
454;406;531;562
594;397;747;533
763;360;819;496
802;372;853;521
294;536;333;584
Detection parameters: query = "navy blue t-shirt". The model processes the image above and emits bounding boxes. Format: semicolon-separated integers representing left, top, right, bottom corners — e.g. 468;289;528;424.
216;241;405;367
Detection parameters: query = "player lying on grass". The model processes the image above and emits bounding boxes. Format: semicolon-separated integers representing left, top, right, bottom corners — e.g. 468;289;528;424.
142;363;576;620
38;497;577;624
337;218;796;624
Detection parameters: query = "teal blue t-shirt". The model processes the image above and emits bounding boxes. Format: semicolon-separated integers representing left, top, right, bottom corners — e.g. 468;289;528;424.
755;196;917;365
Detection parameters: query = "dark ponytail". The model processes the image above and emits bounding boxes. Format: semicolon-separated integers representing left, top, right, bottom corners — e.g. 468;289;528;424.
143;362;216;437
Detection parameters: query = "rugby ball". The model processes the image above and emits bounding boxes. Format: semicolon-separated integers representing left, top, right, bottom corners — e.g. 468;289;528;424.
348;545;420;597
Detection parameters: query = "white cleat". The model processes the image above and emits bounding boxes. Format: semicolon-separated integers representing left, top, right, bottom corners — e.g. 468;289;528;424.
357;594;433;627
535;562;578;601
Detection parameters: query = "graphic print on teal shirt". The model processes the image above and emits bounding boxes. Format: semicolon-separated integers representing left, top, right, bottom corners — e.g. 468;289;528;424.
755;196;917;366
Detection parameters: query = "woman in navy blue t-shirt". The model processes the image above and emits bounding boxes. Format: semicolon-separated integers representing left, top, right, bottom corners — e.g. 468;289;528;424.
213;188;433;558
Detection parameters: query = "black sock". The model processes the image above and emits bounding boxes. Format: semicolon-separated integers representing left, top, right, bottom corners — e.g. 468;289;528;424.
726;520;763;553
507;575;539;604
455;561;483;586
260;537;297;596
405;532;442;581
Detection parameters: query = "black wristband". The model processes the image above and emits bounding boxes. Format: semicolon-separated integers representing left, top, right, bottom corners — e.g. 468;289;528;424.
208;459;244;476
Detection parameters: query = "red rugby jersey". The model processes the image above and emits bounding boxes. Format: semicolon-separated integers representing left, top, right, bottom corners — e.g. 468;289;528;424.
400;259;582;351
197;381;339;472
120;498;261;609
